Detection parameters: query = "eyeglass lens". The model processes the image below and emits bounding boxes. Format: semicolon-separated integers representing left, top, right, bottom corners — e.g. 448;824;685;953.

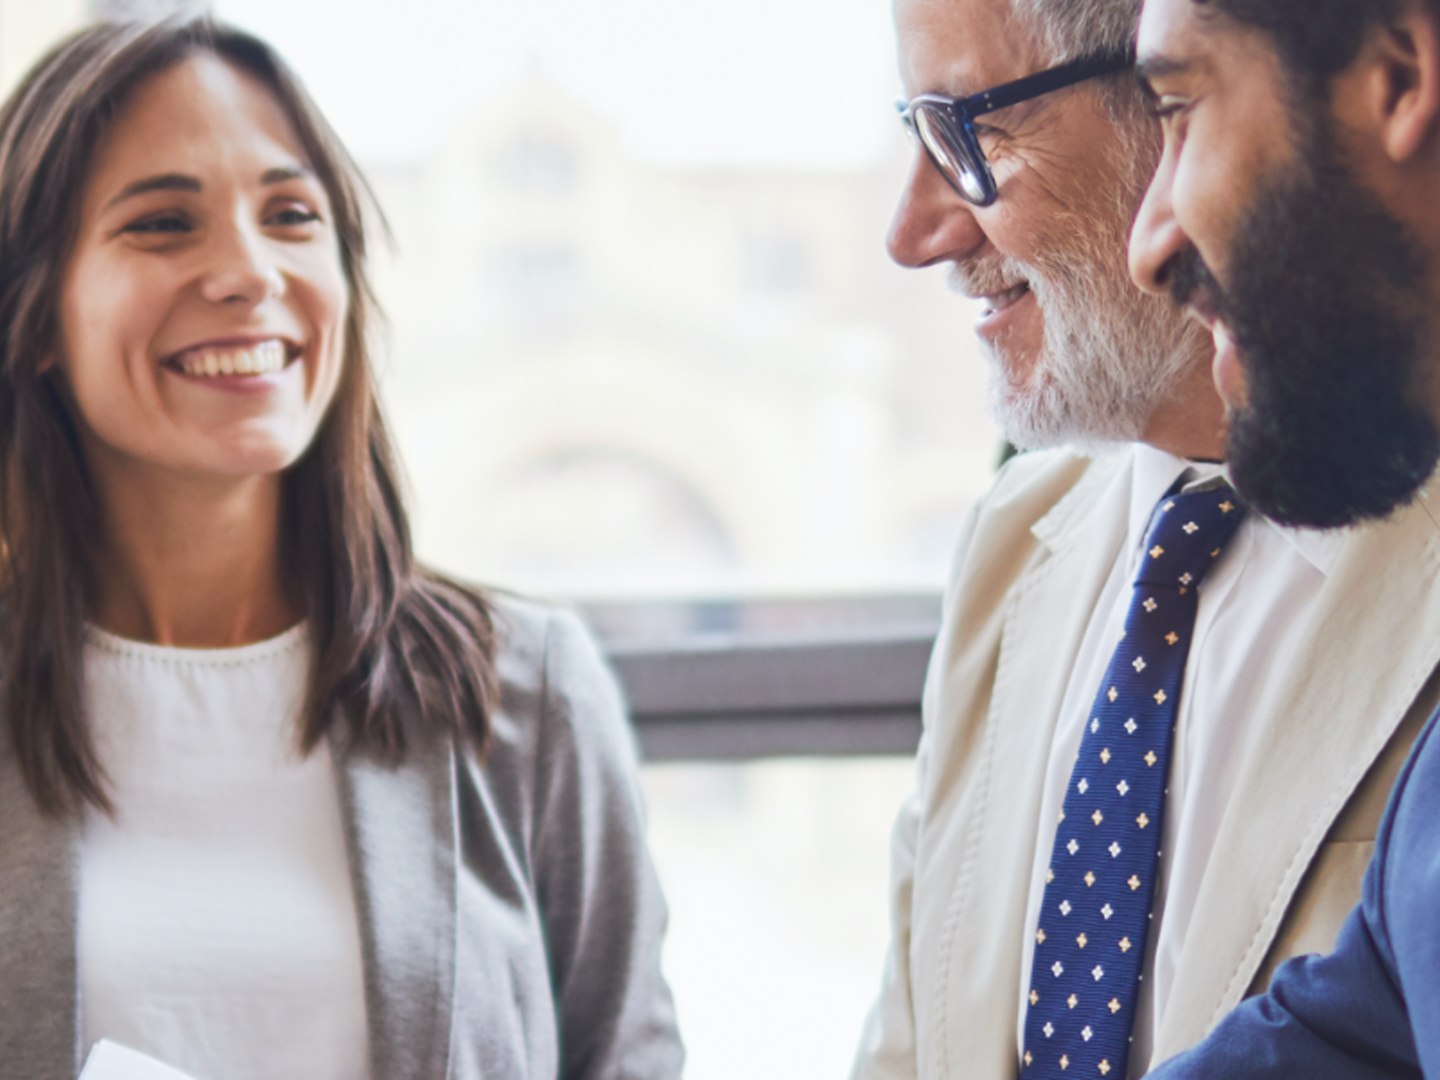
912;105;989;204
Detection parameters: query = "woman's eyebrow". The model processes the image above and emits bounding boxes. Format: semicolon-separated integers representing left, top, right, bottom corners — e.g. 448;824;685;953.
260;165;314;184
103;166;314;212
104;172;201;211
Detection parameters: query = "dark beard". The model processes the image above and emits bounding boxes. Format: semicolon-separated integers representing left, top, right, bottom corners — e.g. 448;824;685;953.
1169;116;1438;529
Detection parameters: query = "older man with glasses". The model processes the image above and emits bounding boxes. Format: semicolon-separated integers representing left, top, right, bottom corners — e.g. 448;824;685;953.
851;1;1440;1078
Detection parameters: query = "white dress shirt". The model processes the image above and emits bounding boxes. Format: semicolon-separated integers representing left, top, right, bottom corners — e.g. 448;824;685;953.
79;624;372;1080
1015;444;1346;1076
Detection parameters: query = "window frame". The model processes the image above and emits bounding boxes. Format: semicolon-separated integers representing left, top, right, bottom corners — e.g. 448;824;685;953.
595;605;935;760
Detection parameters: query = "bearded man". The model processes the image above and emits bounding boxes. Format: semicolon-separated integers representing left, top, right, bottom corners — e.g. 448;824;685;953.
852;0;1440;1077
1127;0;1440;1074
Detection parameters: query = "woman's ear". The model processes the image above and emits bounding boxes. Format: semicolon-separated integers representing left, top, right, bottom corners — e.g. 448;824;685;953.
1370;0;1440;164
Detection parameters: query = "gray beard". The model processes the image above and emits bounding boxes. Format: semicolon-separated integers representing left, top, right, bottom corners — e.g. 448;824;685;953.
978;259;1202;453
953;183;1206;454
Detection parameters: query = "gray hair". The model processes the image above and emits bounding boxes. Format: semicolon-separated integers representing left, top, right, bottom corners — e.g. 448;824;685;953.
1010;0;1141;63
1009;0;1151;143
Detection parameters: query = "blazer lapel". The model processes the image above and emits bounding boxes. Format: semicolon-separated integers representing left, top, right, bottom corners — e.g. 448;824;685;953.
336;728;459;1080
0;754;81;1077
928;450;1135;1077
1155;474;1440;1055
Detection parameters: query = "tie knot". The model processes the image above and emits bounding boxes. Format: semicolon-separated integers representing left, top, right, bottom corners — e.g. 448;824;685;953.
1134;485;1246;589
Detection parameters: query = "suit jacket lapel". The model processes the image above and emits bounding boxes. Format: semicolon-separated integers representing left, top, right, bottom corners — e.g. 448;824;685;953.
0;753;80;1077
336;728;459;1080
1154;474;1440;1056
929;450;1134;1077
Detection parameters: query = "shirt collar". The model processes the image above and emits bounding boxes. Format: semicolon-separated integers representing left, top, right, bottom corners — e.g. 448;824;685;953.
1128;443;1346;578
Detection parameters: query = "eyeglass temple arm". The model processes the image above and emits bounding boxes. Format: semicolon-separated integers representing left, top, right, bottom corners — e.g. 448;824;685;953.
964;52;1135;119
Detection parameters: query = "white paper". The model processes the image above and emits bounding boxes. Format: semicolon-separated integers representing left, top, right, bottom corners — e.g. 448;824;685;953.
78;1041;199;1080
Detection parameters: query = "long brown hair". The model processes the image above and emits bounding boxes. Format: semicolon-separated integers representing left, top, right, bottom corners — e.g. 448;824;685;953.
0;15;497;817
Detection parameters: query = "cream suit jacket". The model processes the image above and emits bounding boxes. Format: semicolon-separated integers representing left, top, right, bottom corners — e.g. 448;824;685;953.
853;446;1440;1080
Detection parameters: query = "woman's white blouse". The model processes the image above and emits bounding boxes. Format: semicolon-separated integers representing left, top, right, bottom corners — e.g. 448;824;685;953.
78;624;372;1080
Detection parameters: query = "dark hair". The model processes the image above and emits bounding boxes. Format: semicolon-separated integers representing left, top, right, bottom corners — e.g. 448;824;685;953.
0;15;497;816
1198;0;1429;95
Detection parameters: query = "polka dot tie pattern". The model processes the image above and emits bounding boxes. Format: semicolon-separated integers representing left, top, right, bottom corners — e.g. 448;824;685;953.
1020;485;1246;1079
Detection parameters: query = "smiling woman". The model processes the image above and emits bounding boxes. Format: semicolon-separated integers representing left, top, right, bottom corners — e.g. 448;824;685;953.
59;52;347;500
0;15;681;1080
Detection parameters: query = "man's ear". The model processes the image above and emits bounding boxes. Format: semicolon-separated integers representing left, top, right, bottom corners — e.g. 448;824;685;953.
1368;0;1440;163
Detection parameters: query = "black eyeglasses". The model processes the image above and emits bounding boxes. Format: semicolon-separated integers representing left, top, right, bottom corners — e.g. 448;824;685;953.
897;51;1135;207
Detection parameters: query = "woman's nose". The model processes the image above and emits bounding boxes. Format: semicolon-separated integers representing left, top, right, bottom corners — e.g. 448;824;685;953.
199;218;286;306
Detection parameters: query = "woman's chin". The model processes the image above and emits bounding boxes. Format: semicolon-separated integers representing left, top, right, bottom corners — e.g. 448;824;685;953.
147;431;311;482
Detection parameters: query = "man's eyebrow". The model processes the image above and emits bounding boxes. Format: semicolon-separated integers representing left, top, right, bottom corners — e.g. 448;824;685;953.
104;173;201;211
1135;55;1193;89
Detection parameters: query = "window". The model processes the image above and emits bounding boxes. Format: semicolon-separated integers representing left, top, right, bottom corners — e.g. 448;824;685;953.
5;1;1001;1074
493;127;581;195
594;593;936;1079
207;0;999;600
744;230;811;295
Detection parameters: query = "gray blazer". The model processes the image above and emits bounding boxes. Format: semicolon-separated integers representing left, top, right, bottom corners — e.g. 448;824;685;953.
0;595;684;1080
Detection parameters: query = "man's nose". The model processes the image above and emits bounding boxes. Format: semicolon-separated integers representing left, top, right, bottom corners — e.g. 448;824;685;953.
886;150;985;269
199;217;286;306
1128;156;1189;297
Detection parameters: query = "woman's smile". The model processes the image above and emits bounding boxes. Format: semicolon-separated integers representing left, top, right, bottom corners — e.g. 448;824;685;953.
166;337;294;379
160;336;307;397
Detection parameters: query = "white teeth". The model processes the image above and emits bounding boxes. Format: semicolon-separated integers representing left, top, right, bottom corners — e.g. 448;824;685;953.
177;340;288;378
984;283;1027;313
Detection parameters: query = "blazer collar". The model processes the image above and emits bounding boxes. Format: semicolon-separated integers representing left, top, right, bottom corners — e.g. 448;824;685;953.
335;726;459;1080
1031;446;1137;555
1038;443;1350;579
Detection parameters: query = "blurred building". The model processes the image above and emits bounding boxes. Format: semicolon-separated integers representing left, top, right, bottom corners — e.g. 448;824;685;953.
368;71;999;598
0;0;86;98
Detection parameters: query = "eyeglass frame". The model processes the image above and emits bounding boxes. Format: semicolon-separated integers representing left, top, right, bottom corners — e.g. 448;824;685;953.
896;51;1136;207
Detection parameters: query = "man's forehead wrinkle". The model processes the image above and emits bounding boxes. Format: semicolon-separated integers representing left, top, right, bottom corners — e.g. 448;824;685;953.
896;0;1045;95
903;41;992;98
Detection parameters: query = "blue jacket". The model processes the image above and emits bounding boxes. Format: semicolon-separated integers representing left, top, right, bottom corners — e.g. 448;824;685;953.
1149;707;1440;1078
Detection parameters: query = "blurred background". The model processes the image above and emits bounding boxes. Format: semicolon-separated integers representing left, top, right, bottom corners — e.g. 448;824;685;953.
0;0;999;1074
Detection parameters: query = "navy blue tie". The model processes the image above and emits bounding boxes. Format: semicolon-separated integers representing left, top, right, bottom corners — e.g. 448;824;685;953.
1021;485;1246;1079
